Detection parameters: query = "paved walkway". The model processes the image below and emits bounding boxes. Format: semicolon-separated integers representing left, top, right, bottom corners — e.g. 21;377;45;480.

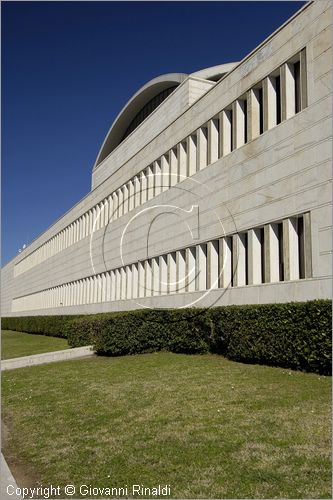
1;345;94;371
0;453;22;500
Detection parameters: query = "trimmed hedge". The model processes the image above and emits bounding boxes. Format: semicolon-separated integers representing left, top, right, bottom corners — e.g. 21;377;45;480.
2;300;331;374
1;315;84;338
208;300;332;375
66;300;331;374
67;309;213;355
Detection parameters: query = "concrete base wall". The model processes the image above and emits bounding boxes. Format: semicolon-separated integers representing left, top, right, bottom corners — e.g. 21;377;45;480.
5;277;331;317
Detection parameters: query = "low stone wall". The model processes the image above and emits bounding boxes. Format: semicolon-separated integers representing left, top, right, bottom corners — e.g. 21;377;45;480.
1;346;94;371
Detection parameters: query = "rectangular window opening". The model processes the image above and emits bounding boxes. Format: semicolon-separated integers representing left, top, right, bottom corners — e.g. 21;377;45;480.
276;75;281;124
294;60;301;114
216;118;221;159
278;222;284;281
244;232;249;285
297;215;305;279
228;236;234;287
260;227;265;283
243;100;248;144
258;87;264;134
230;109;234;151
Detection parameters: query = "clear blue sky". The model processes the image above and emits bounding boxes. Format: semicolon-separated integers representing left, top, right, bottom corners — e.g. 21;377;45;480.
2;1;305;265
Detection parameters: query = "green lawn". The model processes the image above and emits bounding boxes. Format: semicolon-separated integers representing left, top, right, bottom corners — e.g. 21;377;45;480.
1;330;70;359
2;353;331;498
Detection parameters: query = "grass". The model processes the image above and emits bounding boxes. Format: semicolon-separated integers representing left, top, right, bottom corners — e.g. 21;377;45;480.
2;352;331;498
1;330;70;359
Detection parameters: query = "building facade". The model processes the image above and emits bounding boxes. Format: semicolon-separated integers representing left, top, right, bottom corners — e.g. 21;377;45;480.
2;1;332;316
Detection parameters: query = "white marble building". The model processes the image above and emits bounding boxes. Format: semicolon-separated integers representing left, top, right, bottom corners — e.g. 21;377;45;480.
2;1;331;316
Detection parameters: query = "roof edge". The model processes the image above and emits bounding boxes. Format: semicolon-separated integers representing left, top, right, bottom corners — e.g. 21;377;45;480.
93;73;188;170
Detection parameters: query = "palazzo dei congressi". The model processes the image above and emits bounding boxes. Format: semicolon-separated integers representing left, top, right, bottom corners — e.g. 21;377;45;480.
2;1;332;317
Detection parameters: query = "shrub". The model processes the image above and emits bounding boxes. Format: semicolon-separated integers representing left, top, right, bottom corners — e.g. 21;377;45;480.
209;300;332;374
1;315;83;339
2;300;331;374
66;313;120;348
67;309;212;355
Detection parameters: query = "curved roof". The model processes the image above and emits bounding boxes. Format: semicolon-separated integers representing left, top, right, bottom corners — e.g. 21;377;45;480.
94;73;187;168
93;63;238;169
